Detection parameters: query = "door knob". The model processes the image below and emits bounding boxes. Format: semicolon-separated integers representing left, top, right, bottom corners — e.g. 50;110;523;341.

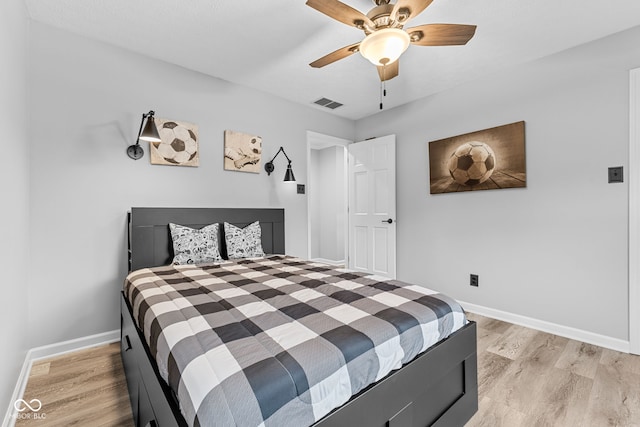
382;219;393;224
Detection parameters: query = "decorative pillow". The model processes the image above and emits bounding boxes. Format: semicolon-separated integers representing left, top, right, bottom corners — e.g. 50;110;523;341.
224;221;265;259
169;223;222;265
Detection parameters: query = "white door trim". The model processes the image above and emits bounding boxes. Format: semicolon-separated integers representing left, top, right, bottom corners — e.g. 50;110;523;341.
629;68;640;354
306;131;351;264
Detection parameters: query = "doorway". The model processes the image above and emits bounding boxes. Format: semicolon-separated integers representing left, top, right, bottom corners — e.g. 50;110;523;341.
307;131;351;265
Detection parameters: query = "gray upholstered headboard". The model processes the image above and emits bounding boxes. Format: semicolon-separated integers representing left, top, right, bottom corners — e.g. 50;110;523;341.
128;207;285;271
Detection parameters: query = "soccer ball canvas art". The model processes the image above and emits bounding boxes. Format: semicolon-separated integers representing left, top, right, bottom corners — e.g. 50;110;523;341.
428;121;526;194
447;141;496;186
150;119;199;167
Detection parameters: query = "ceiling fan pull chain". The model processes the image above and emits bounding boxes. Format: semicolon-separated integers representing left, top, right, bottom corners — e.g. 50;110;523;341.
379;64;386;110
383;63;387;97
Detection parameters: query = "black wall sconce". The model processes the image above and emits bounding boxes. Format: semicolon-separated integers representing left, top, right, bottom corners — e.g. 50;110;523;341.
127;110;162;160
264;147;296;182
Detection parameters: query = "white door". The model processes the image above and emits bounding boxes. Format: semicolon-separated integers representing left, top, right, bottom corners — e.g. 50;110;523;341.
348;135;396;278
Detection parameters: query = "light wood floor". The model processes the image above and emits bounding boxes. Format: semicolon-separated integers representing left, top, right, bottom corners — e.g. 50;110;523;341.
13;314;640;426
465;312;640;427
15;342;133;427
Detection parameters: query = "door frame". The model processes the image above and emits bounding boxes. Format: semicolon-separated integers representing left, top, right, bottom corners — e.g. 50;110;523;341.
306;131;351;264
629;68;640;354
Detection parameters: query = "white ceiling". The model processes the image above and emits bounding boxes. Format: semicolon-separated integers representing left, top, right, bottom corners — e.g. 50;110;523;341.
24;0;640;120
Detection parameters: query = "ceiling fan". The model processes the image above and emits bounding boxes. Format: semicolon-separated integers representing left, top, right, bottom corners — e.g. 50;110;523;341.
307;0;477;82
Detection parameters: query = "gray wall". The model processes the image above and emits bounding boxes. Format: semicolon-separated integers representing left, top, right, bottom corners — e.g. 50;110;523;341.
310;150;321;258
309;146;346;262
26;22;354;348
355;26;640;340
0;0;29;418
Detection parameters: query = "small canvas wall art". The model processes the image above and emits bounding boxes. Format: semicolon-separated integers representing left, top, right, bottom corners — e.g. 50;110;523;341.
224;130;262;173
150;118;199;167
428;121;526;194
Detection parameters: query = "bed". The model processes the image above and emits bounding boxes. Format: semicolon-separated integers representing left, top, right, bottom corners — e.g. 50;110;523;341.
121;207;477;427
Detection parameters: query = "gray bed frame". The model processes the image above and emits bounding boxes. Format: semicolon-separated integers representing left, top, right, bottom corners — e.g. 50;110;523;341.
121;207;478;427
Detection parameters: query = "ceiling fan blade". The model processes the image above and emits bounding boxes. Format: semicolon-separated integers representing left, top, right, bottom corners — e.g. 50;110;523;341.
407;23;477;46
377;60;399;81
306;0;374;29
392;0;434;23
310;42;360;68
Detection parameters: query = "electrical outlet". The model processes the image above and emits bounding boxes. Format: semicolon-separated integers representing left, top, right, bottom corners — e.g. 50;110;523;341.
297;184;305;194
470;274;479;287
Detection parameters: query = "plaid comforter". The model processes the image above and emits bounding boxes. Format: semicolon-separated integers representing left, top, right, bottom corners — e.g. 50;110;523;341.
123;256;467;427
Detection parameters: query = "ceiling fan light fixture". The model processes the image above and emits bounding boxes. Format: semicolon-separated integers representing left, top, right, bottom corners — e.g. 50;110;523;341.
359;28;410;66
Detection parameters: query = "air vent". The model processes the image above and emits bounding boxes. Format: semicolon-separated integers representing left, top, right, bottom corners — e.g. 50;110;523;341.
313;97;343;110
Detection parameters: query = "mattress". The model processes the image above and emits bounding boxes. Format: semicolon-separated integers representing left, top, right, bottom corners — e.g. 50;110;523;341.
123;255;467;427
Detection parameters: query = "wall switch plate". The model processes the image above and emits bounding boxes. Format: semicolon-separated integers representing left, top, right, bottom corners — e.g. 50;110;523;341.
470;274;479;287
608;166;623;183
297;184;305;194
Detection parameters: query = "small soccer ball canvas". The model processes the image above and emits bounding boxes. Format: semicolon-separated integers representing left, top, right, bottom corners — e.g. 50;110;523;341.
429;121;526;194
150;119;199;167
223;130;262;173
448;141;496;186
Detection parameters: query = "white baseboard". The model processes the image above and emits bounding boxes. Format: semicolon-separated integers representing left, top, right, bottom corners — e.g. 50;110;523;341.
459;301;630;354
27;329;120;362
2;353;31;427
310;258;345;266
2;330;119;427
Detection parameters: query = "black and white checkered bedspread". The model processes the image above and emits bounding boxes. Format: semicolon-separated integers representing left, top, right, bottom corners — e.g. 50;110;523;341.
124;255;467;427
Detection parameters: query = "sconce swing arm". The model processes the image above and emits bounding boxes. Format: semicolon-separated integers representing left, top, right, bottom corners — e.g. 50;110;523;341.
264;146;291;175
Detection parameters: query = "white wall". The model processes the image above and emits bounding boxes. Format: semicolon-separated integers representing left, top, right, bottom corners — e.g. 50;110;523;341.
355;26;640;341
0;0;29;419
26;22;355;348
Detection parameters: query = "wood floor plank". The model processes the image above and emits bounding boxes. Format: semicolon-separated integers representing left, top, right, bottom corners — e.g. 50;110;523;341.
599;347;640;376
466;312;506;354
522;370;592;426
555;340;602;379
476;351;512;398
28;362;50;378
486;350;589;418
484;329;594;425
475;328;502;354
466;396;528;427
582;363;640;427
486;323;539;360
519;329;569;366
